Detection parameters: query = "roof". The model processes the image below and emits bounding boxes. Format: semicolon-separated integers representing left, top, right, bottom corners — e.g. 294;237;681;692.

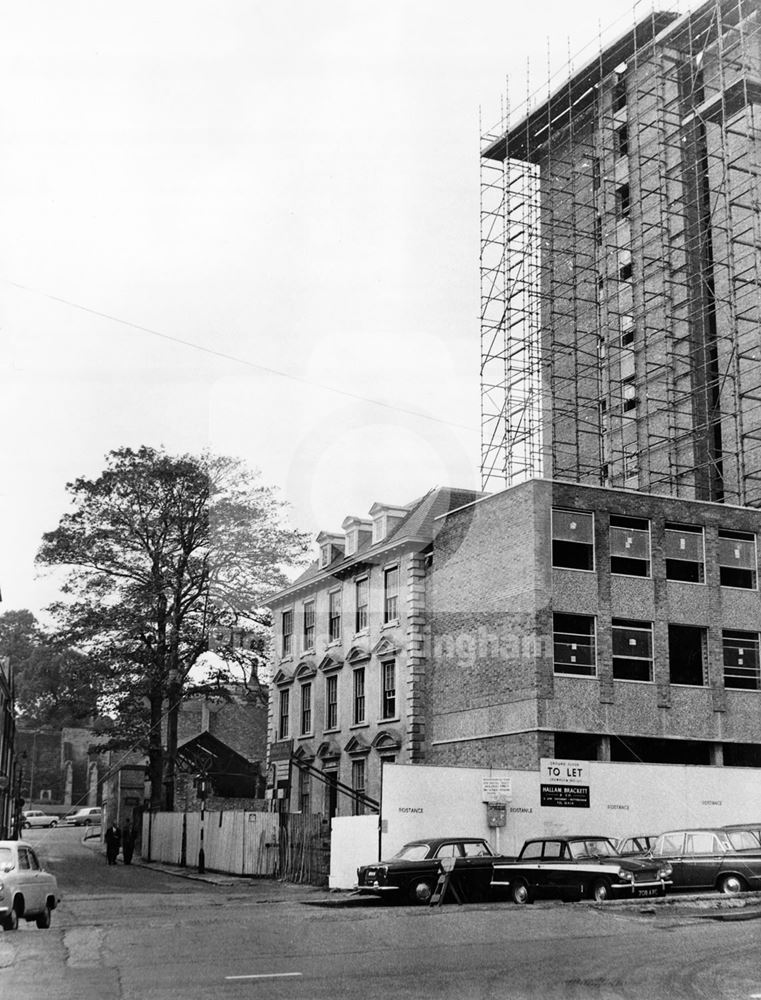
269;486;484;604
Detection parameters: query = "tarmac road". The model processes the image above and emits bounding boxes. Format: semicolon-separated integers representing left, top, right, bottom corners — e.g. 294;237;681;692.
2;826;760;1000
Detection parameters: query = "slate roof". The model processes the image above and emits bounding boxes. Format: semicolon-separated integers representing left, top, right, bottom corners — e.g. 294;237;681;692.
270;486;484;603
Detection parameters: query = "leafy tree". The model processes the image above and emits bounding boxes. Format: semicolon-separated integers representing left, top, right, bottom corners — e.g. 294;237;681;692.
0;611;97;728
37;446;309;809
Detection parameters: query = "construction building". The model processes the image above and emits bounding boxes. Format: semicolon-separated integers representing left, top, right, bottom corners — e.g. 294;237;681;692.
480;0;761;506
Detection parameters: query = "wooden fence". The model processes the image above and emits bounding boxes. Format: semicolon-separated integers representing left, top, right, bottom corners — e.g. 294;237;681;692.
144;810;330;885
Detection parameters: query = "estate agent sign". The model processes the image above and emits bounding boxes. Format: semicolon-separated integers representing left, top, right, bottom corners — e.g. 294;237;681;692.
539;758;590;809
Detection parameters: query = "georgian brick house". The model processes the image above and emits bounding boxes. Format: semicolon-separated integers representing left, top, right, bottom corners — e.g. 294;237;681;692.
268;487;482;817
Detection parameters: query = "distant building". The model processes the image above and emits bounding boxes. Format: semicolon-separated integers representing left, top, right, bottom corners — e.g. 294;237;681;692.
268;487;483;817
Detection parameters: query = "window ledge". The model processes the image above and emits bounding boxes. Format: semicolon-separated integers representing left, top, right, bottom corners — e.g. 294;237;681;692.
668;682;708;689
381;620;400;630
350;722;369;730
323;727;341;734
298;733;314;740
279;656;293;664
353;629;369;638
612;678;654;685
301;647;315;655
326;639;342;648
553;671;598;679
378;717;400;724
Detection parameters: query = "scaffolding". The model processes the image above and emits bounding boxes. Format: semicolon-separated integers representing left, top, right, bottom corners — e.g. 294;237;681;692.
480;0;761;506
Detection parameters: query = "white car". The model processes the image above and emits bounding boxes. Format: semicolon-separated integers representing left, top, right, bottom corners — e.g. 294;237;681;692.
62;806;103;827
0;840;60;931
22;810;59;829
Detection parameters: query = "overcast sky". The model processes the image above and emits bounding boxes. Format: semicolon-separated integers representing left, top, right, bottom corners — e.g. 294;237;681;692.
0;0;697;618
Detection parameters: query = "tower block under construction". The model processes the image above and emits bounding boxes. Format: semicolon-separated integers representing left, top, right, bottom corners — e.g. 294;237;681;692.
481;0;761;505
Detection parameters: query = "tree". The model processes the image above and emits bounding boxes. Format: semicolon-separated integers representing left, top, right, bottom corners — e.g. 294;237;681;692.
0;611;97;728
37;446;309;809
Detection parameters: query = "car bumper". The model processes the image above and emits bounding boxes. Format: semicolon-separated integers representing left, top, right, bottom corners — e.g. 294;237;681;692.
354;884;399;895
610;879;671;898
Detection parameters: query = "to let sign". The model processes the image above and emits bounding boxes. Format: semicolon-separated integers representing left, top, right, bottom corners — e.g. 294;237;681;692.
481;777;512;802
540;758;588;784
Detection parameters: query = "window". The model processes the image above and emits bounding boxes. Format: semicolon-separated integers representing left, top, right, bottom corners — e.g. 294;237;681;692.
300;683;312;735
278;689;290;740
383;566;399;623
718;529;757;589
612;619;653;681
552;509;594;571
299;768;311;814
669;624;706;686
723;630;760;690
619;260;633;281
594;214;602;246
380;660;396;719
616;123;628;158
303;601;315;650
612;75;627;112
328;590;342;642
610;515;650;576
320;544;332;568
616;183;630;220
665;523;704;583
620;314;634;347
622;375;636;411
685;832;723;855
353;667;366;724
351;758;366;816
325;674;338;730
553;613;596;676
281;609;293;657
355;578;368;633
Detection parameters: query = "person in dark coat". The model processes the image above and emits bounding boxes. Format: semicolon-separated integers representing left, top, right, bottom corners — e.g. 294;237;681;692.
121;819;136;865
105;822;121;865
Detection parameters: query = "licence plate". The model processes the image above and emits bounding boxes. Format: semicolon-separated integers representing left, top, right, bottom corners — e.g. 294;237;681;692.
635;888;658;897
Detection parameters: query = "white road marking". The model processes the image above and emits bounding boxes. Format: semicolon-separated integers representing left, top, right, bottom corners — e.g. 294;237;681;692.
225;973;303;981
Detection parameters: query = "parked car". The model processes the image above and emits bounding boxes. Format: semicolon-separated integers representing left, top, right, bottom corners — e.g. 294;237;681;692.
21;810;59;830
615;835;656;856
0;840;60;931
356;837;506;904
491;835;672;903
650;828;761;894
62;807;103;827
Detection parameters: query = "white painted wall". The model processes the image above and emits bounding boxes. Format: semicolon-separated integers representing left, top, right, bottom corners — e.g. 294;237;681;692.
381;761;761;858
330;814;379;889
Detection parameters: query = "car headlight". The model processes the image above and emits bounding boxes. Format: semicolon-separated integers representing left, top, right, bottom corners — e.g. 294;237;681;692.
617;869;633;881
658;864;672;879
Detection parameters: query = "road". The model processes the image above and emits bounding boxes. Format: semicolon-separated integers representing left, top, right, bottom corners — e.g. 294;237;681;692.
1;826;760;1000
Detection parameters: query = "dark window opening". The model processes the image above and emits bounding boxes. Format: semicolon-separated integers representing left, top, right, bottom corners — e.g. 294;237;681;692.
610;515;650;577
668;624;706;686
619;260;633;281
665;523;704;583
616;183;630;219
612;76;627;112
610;735;711;765
723;743;761;768
554;731;602;761
718;529;756;589
723;630;760;690
552;509;594;571
553;613;596;676
612;618;653;681
616;123;629;158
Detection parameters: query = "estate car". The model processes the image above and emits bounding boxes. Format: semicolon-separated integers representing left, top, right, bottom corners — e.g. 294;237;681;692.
650;828;761;894
492;836;672;903
21;810;59;830
356;837;504;904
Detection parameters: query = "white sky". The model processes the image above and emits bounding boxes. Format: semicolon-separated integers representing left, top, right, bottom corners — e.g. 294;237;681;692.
0;0;697;617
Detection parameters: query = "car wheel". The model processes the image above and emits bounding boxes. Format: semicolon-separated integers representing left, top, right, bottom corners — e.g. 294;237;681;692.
2;906;19;932
408;879;435;905
718;874;746;895
21;821;30;829
511;879;531;905
49;820;58;828
591;878;611;902
83;819;91;826
35;906;51;930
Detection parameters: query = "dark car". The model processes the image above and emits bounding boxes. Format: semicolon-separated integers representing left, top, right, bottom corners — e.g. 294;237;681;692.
356;837;505;904
491;836;672;904
650;828;761;894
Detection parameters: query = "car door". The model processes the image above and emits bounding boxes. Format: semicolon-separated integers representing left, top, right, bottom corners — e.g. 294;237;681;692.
683;832;725;889
16;847;42;913
459;841;494;897
434;841;464;891
653;832;687;886
539;840;566;898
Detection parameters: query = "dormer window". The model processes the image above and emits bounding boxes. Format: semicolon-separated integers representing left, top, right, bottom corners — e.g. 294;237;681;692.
372;515;387;544
320;544;332;568
369;504;408;544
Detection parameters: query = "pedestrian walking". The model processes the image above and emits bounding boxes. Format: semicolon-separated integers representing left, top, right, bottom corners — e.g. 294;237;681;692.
122;819;136;865
105;821;121;865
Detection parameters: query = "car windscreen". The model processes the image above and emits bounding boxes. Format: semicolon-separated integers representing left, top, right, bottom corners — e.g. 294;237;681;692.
392;843;430;861
0;848;12;867
568;839;618;859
